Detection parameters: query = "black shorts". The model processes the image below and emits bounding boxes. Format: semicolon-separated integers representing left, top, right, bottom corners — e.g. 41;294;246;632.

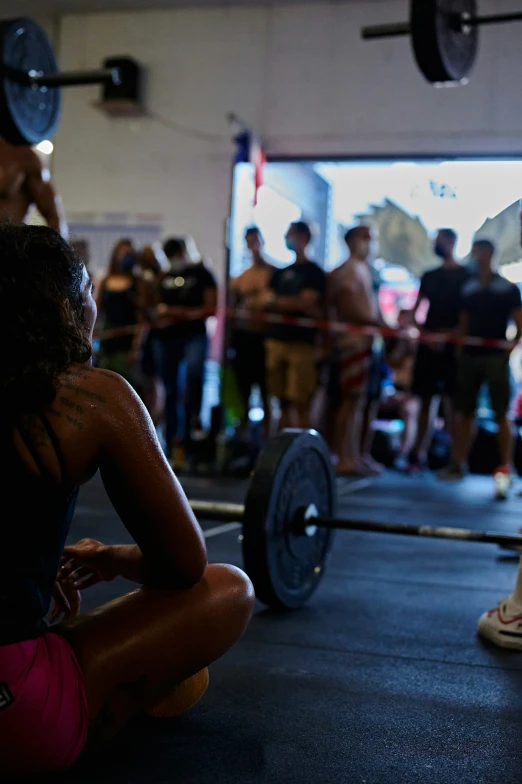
231;331;267;398
326;352;342;407
367;344;385;403
456;353;511;417
411;343;457;399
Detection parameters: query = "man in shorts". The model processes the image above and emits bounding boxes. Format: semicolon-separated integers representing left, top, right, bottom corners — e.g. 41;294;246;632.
328;226;382;475
263;221;326;430
409;229;471;470
440;239;522;498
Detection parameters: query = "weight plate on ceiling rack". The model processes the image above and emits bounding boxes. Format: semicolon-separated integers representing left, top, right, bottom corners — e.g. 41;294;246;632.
0;18;62;146
242;429;336;610
410;0;478;84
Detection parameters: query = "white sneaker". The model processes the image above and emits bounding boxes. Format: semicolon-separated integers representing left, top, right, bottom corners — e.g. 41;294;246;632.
493;467;512;501
477;596;522;650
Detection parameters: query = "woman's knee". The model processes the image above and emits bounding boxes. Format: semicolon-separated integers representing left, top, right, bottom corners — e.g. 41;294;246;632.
203;564;255;614
202;564;255;634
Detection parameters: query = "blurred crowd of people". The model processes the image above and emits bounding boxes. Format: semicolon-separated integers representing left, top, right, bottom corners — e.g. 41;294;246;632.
93;221;522;498
93;236;217;470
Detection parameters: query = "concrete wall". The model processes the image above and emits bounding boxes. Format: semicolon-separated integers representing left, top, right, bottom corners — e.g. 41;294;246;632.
52;0;522;279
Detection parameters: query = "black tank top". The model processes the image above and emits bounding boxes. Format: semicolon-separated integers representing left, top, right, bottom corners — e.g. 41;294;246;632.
100;281;137;353
0;414;79;645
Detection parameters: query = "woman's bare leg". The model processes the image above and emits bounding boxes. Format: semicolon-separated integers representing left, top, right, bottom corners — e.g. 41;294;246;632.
55;564;254;748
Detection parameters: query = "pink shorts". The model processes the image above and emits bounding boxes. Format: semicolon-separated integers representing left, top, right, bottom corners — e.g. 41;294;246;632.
0;632;89;776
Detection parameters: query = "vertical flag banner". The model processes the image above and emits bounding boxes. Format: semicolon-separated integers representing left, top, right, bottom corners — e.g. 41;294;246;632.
234;130;266;205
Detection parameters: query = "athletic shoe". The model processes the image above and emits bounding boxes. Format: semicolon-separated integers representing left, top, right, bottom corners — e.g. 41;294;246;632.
438;462;467;481
393;454;409;473
477;597;522;650
494;466;512;502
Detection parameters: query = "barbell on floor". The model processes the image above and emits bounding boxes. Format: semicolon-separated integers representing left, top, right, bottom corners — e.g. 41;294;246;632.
0;17;121;145
187;429;522;610
361;0;522;86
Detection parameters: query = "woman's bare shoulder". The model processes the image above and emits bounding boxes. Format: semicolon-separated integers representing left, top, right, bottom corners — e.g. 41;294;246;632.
57;364;142;428
60;364;129;399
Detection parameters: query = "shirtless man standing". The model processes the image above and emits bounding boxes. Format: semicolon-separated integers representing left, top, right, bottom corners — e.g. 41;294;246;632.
0;138;67;236
328;226;381;475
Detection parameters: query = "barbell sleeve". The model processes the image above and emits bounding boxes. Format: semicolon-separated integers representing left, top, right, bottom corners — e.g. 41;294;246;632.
314;516;522;549
361;22;411;40
189;500;245;523
4;65;121;88
30;67;121;88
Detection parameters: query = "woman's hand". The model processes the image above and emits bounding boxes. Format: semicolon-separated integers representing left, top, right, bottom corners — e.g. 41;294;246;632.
60;538;119;589
49;574;81;624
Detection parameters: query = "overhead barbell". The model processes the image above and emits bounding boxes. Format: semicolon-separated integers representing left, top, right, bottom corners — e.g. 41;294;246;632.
188;429;522;610
361;0;522;86
0;17;121;145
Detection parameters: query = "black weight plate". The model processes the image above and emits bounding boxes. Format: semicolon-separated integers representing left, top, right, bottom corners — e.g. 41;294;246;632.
411;0;478;84
0;18;61;145
242;429;336;610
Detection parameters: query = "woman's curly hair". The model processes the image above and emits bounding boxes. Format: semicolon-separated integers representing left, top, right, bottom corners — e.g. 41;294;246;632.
1;224;92;414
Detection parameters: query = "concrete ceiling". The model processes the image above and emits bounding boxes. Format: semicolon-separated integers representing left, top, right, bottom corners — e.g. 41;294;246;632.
1;0;381;16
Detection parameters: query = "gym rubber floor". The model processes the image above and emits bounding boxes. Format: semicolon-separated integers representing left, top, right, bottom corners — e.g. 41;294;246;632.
60;472;522;784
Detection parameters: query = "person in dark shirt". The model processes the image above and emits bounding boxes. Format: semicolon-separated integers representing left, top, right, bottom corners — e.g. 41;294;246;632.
229;227;274;439
138;244;168;423
156;237;218;465
409;229;470;470
262;221;326;430
95;238;142;385
440;239;522;496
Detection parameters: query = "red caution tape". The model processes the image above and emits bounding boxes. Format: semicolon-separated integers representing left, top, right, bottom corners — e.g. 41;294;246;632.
94;307;518;351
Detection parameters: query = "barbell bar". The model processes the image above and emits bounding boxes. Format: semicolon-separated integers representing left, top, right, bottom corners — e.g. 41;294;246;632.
187;429;522;611
191;497;522;549
361;0;522;85
4;66;121;89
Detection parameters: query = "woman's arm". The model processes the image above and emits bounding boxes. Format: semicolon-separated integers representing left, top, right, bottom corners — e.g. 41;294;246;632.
92;370;207;588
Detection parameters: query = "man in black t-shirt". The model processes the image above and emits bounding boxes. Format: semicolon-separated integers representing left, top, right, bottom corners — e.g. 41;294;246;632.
156;237;217;464
409;229;471;470
440;239;522;493
262;221;326;430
